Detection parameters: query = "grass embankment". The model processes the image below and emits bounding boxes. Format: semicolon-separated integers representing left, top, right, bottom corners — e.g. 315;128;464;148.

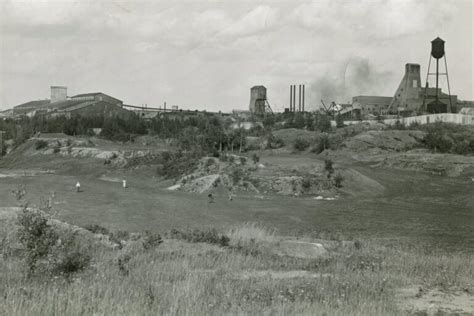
1;222;473;315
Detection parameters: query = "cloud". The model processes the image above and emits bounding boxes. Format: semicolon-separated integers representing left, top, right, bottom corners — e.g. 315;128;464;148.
0;0;471;111
291;0;459;41
219;5;280;38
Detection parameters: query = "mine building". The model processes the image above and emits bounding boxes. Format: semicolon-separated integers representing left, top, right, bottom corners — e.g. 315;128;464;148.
12;86;131;119
249;86;273;115
352;96;392;116
348;62;468;118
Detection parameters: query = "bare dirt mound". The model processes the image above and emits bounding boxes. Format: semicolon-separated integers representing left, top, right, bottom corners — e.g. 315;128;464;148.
344;130;425;153
170;156;259;195
2;136;165;169
397;286;474;315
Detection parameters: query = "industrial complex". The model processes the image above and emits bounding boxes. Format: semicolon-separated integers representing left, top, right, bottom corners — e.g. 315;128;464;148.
1;37;473;125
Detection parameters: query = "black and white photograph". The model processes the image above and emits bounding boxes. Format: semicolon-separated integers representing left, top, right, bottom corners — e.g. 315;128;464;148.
0;0;473;314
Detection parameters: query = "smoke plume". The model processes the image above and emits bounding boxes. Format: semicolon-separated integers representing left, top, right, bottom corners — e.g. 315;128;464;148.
309;57;393;108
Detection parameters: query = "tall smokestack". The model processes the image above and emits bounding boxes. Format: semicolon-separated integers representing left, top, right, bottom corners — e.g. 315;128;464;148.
292;85;296;112
298;85;301;112
289;85;293;111
302;85;305;112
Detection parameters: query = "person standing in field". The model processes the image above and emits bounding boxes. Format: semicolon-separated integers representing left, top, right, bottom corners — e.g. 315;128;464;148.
75;181;81;192
123;179;127;189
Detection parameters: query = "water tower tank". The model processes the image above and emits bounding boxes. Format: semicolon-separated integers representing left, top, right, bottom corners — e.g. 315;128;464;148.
431;37;445;59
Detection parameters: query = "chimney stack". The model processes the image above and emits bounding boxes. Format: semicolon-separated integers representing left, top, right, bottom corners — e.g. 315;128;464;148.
302;85;305;112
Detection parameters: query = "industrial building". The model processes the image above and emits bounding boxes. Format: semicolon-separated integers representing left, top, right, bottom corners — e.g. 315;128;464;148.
12;86;131;119
352;96;392;116
249;86;272;115
347;63;468;117
347;38;472;118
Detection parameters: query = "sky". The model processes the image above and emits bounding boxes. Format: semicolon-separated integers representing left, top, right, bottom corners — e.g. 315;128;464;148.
0;0;473;112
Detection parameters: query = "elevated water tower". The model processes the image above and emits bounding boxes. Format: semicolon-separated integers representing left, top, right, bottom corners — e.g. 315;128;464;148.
422;37;453;113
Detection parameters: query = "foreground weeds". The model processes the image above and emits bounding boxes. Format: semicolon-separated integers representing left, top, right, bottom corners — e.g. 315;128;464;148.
1;221;473;315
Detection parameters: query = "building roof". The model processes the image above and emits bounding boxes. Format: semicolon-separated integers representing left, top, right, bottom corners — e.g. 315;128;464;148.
352;96;393;104
14;100;50;109
70;92;103;98
57;101;96;112
45;100;86;110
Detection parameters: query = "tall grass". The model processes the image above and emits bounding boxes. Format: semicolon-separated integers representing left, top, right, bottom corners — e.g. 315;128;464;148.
1;222;473;315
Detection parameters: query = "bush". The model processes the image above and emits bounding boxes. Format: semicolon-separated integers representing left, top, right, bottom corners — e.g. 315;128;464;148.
231;168;245;184
84;224;110;235
302;177;312;191
312;133;330;154
421;122;474;155
157;150;202;179
53;147;61;154
17;207;90;276
335;114;344;128
315;114;332;132
266;133;285;149
293;137;310;151
169;228;230;247
251;153;260;164
17;207;58;273
324;159;334;178
423;124;453;153
334;173;344;188
142;231;163;250
35;140;48;150
47;233;91;276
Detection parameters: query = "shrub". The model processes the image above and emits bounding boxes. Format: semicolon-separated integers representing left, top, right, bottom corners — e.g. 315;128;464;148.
302;177;312;191
17;207;58;273
35;140;48;150
231;168;245;184
393;120;406;130
266;134;285;149
53;147;60;154
17;206;90;277
324;159;334;178
142;231;163;250
334;173;344;188
157;150;202;179
84;224;110;235
169;228;230;247
251;153;260;163
47;233;91;276
335;114;344;128
312;133;330;154
293;138;310;151
315;114;332;132
423;124;453;153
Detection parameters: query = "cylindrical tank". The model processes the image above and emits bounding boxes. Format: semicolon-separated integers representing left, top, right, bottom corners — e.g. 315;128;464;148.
431;37;445;59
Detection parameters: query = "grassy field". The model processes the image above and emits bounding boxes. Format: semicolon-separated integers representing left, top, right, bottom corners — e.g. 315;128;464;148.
0;155;472;253
1;221;473;315
1;135;473;314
